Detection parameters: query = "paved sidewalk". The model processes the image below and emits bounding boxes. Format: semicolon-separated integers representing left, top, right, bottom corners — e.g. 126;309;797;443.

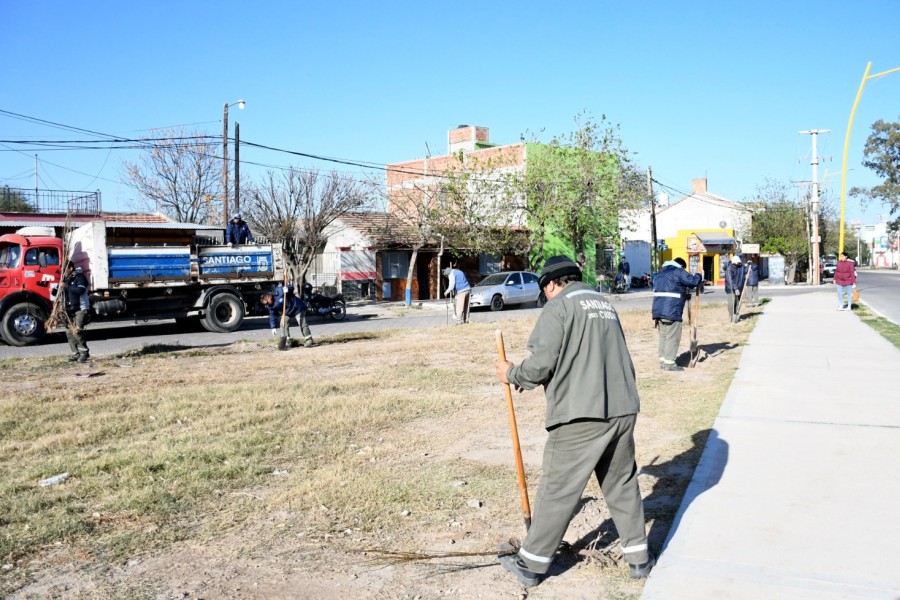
642;290;900;599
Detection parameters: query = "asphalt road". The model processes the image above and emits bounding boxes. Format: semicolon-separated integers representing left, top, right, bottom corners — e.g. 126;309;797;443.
0;283;823;361
855;269;900;324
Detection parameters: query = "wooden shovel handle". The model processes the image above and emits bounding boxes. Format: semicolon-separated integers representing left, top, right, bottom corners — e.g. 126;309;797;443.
496;328;532;530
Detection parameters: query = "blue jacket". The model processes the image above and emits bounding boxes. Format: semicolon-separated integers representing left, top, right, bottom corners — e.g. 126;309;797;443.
652;261;701;322
725;263;747;293
747;263;759;286
619;260;630;275
267;285;306;328
225;220;254;245
64;268;90;312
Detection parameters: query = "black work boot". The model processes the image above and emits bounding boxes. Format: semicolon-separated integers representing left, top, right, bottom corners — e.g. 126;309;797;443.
629;554;656;579
67;353;80;362
499;553;541;587
303;339;314;348
77;352;90;363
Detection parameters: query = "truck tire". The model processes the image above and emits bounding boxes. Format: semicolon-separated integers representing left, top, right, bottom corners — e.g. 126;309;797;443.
201;293;244;333
1;302;47;346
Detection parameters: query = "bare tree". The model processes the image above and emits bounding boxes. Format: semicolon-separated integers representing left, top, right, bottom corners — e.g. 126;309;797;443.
243;168;374;282
122;128;222;223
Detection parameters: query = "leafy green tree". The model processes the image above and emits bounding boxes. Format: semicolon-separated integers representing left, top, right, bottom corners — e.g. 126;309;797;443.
441;150;529;261
747;179;809;282
850;118;900;216
0;188;36;212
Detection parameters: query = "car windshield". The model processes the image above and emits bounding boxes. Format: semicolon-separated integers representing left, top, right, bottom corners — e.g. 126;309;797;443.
476;273;508;287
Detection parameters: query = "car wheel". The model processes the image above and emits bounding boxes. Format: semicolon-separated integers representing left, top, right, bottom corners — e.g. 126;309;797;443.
490;294;504;311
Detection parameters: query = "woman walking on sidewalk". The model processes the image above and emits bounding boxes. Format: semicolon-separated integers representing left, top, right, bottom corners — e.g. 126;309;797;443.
834;252;857;311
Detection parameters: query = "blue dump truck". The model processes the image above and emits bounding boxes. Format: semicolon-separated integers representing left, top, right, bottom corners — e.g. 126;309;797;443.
0;220;285;345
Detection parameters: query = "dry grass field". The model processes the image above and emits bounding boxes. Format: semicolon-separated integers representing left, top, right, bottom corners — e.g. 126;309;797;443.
0;302;762;599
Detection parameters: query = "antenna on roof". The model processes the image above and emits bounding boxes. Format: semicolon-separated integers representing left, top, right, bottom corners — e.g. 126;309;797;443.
425;142;432;158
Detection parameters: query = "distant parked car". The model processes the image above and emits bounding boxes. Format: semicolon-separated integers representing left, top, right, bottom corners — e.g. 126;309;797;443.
820;260;837;281
469;271;543;311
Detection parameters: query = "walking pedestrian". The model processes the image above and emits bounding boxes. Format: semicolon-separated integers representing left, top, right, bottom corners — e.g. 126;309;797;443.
443;265;471;324
834;252;857;311
62;262;91;362
493;255;653;587
724;256;746;323
652;257;701;371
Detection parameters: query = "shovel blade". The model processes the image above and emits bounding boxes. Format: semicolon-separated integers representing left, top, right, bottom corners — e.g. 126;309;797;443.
277;336;288;351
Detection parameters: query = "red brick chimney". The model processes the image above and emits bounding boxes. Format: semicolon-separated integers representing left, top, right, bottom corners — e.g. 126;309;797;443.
692;178;708;194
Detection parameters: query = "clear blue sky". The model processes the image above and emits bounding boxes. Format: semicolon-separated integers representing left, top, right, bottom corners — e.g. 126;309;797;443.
3;0;898;226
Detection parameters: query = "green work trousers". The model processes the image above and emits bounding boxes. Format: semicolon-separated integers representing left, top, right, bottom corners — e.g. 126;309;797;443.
657;319;683;365
66;309;90;355
517;416;649;574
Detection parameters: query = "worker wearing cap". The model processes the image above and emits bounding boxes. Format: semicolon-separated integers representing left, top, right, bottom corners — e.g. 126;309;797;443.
442;265;471;324
493;255;652;587
225;212;254;246
725;255;746;323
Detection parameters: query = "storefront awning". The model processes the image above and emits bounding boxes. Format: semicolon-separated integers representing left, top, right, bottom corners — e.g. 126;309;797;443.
695;233;735;246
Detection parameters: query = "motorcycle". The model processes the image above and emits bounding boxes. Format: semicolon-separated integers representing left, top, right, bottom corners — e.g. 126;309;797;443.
611;273;629;294
631;273;651;288
301;284;347;320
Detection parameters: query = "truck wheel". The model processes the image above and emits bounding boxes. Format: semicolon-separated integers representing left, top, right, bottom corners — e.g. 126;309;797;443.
330;301;346;320
490;294;505;311
1;302;47;346
201;293;244;333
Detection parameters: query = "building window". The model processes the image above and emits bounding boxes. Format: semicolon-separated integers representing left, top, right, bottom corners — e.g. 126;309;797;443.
480;254;501;275
382;252;409;279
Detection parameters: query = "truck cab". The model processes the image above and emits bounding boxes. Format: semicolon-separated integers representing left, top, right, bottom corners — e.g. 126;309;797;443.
0;232;64;345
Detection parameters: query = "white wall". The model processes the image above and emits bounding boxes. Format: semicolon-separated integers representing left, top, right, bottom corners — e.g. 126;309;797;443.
656;197;751;239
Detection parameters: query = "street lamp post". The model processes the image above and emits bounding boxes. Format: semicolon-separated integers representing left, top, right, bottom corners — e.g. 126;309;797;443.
223;99;245;227
839;63;900;253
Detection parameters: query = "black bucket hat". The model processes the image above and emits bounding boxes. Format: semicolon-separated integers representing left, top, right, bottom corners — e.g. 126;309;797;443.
538;255;581;289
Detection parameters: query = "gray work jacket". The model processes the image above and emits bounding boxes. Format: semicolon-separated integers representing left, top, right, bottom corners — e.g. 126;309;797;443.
506;282;641;429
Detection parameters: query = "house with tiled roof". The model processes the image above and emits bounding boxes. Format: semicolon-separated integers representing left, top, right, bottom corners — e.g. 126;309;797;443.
307;211;423;301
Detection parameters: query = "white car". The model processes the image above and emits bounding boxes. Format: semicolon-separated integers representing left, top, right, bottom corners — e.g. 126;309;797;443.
469;271;543;311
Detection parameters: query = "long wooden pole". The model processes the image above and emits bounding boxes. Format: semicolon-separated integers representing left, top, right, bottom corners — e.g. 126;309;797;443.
495;328;531;530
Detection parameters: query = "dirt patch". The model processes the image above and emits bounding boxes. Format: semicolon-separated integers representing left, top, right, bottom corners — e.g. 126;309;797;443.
2;302;758;599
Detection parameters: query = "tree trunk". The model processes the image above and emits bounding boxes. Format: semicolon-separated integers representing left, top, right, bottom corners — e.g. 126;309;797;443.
404;246;420;305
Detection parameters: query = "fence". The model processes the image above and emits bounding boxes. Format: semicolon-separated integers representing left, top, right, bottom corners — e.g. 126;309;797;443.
1;187;101;214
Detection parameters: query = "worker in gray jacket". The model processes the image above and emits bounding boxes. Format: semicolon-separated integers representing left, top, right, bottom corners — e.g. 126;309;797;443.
493;255;653;587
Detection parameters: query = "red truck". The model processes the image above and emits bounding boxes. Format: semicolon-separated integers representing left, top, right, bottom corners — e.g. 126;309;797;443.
0;221;285;346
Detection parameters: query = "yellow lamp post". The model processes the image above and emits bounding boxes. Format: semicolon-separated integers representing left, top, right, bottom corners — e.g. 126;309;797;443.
839;63;900;253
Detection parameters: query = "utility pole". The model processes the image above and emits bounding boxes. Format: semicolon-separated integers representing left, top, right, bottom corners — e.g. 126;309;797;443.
799;129;829;285
234;122;240;214
648;166;658;274
223;102;230;227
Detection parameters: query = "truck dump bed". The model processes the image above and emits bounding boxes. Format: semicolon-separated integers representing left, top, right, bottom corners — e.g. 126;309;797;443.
69;220;282;289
